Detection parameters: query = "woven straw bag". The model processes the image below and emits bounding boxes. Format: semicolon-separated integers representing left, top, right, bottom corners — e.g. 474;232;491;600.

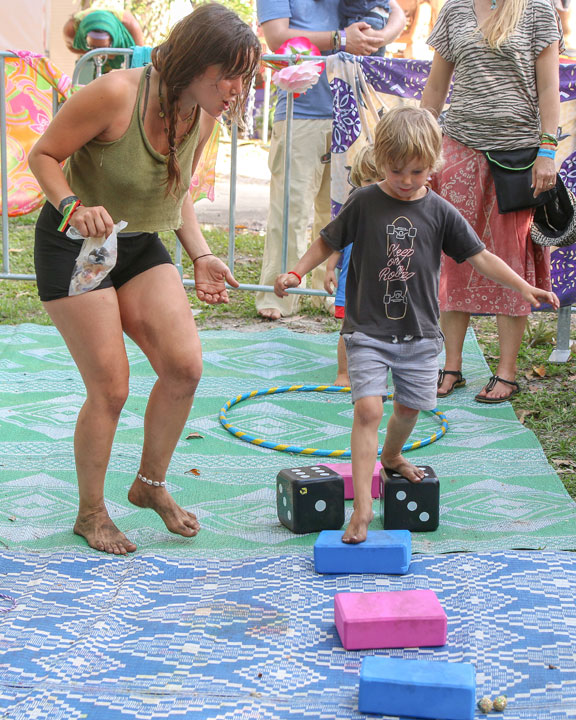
531;175;576;247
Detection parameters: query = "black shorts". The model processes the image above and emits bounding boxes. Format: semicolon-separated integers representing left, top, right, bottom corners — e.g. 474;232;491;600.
34;202;174;301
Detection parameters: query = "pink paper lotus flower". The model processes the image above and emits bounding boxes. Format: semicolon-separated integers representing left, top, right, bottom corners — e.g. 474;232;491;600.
265;36;325;73
272;62;323;96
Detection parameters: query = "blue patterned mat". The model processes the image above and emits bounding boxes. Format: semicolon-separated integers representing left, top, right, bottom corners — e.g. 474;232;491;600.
1;549;575;719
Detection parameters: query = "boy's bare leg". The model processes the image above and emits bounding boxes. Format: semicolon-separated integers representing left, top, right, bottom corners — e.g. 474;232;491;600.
381;401;424;482
334;335;351;387
343;396;382;544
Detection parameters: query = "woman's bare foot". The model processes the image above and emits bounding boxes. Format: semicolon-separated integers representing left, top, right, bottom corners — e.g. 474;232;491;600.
258;308;281;320
74;508;137;555
342;506;374;544
128;479;200;537
333;373;350;387
382;454;425;483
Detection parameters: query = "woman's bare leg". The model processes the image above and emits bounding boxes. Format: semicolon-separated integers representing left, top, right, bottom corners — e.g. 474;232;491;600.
437;310;470;395
118;264;202;537
44;289;136;555
475;314;527;400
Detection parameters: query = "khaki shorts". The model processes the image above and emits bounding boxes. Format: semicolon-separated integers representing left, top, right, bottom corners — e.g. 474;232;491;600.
343;332;444;410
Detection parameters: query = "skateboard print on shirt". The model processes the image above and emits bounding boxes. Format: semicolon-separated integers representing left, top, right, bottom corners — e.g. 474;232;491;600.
379;215;416;320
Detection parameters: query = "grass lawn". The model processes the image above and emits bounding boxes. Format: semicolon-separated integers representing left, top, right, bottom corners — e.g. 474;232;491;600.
2;212;575;498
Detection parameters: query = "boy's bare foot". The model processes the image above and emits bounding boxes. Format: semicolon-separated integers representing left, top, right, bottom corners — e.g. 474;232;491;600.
382;455;425;483
333;373;351;387
74;508;137;555
128;478;200;538
342;507;374;544
258;308;281;320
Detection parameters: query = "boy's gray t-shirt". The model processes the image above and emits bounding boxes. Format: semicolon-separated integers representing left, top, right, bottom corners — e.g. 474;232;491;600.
320;184;485;339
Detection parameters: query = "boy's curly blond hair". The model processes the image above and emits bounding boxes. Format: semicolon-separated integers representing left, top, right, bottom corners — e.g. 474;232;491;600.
374;106;443;177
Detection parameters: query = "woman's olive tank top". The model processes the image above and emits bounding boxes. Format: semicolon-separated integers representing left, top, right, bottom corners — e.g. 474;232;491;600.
65;65;200;233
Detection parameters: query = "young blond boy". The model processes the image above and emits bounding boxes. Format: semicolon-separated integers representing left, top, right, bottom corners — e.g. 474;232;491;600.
324;144;380;387
275;106;559;544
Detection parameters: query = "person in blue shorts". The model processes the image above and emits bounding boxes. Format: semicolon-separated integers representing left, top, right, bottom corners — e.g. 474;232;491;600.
324;144;380;386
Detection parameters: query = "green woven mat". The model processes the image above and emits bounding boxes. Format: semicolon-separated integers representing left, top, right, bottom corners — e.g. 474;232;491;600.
1;323;575;555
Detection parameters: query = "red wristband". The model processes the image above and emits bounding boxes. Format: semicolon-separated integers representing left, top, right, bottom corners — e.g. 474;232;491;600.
288;270;302;285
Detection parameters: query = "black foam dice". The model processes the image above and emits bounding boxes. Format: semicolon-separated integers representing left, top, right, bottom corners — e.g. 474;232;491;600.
276;464;345;534
379;466;439;532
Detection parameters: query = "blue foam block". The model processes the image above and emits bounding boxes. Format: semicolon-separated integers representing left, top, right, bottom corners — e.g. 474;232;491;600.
359;657;476;720
313;529;411;574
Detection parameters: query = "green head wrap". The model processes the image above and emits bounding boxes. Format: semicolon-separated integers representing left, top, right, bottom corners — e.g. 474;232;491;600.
73;10;136;69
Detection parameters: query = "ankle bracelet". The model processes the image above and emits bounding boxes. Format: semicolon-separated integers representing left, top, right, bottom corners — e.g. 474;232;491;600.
137;472;166;488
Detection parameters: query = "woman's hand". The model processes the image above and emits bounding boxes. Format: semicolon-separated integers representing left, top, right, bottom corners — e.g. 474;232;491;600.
532;155;556;198
69;205;115;239
274;272;300;297
194;255;239;304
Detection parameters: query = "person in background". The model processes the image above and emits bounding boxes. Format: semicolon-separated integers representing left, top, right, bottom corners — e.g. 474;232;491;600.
30;4;261;555
421;0;563;403
63;6;145;79
324;144;380;386
254;0;406;320
274;107;558;544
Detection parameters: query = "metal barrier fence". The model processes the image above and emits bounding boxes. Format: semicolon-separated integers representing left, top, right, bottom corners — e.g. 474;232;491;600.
1;48;573;359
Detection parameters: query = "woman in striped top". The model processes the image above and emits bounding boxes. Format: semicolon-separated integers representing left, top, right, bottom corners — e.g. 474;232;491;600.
421;0;563;403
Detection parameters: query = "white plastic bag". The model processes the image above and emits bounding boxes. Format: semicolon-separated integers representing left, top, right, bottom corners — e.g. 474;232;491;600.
67;220;127;296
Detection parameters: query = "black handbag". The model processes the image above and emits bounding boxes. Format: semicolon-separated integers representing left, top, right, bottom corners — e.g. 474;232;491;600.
484;147;555;214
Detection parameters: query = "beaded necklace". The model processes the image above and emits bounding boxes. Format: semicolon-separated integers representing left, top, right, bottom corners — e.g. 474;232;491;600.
157;78;198;151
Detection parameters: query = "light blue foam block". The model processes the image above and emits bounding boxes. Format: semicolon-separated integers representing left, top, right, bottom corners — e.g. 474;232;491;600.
359;657;476;720
313;529;411;574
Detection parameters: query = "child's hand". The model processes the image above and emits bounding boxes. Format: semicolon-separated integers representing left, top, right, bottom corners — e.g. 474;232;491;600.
274;272;300;297
522;286;560;310
324;269;338;294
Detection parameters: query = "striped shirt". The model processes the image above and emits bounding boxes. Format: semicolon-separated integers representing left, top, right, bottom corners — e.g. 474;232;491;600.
427;0;564;150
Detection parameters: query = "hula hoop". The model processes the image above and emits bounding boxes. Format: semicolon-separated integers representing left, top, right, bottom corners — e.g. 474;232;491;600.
219;384;448;458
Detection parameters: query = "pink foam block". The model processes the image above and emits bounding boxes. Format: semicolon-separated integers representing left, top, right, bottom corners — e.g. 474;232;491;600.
334;589;447;650
322;462;380;499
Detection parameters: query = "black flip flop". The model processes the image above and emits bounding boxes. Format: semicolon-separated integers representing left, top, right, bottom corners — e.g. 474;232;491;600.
437;369;466;398
475;375;520;404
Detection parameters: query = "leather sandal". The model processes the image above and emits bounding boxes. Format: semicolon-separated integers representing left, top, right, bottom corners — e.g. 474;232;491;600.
437;369;466;398
475;375;520;404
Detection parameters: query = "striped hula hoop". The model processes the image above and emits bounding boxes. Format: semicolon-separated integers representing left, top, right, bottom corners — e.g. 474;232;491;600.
218;384;448;458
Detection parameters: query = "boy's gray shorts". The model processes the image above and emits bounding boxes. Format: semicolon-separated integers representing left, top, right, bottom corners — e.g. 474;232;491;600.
342;332;444;410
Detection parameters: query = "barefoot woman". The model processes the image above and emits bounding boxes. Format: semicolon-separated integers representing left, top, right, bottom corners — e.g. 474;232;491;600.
29;4;261;554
